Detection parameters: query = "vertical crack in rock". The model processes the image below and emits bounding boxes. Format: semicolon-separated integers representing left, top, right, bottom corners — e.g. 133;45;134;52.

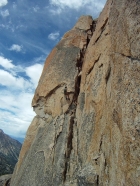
86;19;97;46
105;65;111;84
99;136;103;153
63;20;97;183
52;118;63;164
73;74;81;104
63;116;74;182
73;19;97;103
97;175;99;186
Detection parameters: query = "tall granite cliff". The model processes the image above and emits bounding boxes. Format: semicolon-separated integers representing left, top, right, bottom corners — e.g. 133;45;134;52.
10;0;140;185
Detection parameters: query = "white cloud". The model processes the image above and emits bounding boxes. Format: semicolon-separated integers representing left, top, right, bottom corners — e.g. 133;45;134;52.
9;44;22;52
49;7;62;15
0;0;8;7
34;55;47;64
1;9;9;17
0;69;16;87
49;0;106;13
50;0;85;9
0;91;35;138
0;55;43;89
0;55;43;138
0;23;15;32
25;63;43;87
0;69;30;89
48;31;60;40
0;56;14;69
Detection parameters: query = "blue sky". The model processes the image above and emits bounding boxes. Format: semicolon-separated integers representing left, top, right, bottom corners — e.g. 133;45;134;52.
0;0;107;138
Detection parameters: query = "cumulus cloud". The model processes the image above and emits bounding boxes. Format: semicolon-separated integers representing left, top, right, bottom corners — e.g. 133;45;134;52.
0;73;35;138
0;69;31;89
0;56;14;69
1;9;9;17
49;0;106;16
48;31;60;40
9;44;23;52
0;69;18;87
25;63;43;87
0;91;35;138
50;0;105;10
0;55;43;138
50;0;85;9
0;0;8;7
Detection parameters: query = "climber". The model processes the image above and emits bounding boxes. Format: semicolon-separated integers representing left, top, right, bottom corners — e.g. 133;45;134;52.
64;86;70;100
76;53;82;72
90;24;93;32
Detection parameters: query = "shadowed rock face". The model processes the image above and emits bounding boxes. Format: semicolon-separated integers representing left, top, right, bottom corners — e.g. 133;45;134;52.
10;0;140;185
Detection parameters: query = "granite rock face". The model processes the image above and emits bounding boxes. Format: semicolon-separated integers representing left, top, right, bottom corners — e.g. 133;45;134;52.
10;0;140;185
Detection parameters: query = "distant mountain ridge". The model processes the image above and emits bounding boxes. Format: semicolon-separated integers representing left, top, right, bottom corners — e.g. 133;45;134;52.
0;129;22;176
10;136;24;144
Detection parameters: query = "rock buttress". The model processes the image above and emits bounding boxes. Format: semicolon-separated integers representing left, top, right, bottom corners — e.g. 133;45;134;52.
10;0;140;185
10;15;96;186
77;0;140;185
